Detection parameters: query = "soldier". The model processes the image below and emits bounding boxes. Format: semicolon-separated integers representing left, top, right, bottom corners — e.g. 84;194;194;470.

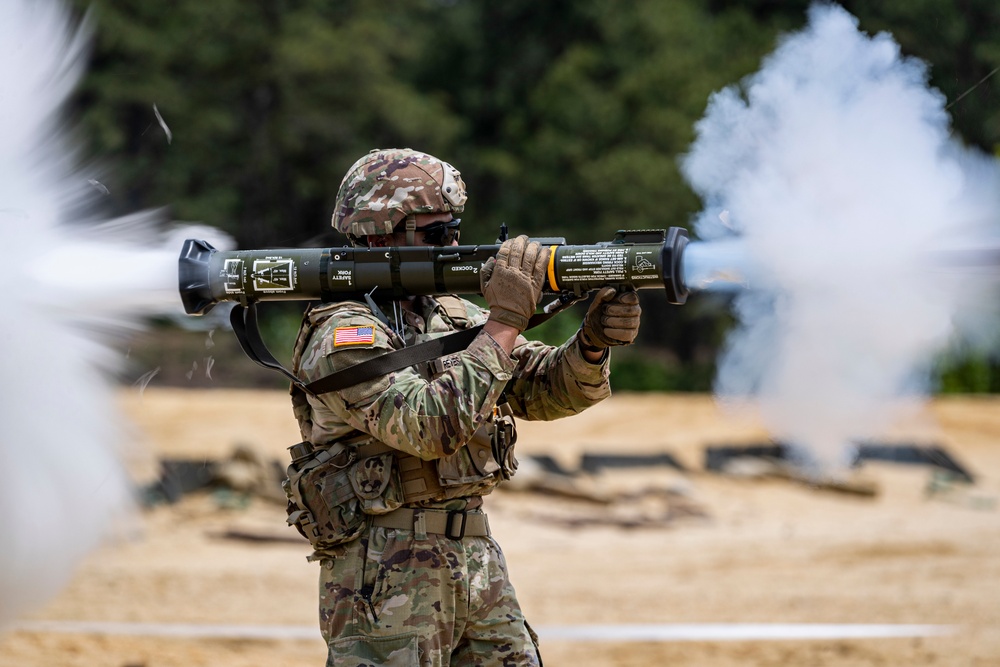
286;148;641;666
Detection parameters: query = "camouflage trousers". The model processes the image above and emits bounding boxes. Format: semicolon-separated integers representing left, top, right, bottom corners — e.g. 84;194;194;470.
318;523;542;666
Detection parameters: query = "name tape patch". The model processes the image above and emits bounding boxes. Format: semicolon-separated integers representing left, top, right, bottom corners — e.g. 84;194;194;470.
333;325;375;346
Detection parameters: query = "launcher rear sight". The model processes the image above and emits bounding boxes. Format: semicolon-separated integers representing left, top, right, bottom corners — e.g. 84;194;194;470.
178;227;690;316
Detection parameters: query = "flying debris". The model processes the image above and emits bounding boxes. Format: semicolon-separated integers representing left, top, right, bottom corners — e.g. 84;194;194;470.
87;178;109;195
153;103;173;144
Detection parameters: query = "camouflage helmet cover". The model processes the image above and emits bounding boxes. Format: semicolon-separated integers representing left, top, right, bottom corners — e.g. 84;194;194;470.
332;148;467;239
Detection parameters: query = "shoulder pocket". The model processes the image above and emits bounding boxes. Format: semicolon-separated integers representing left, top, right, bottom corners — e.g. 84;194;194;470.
319;316;397;404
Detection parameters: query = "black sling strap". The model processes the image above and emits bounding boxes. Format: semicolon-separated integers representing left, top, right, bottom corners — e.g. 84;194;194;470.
230;298;577;396
230;301;304;388
305;325;483;394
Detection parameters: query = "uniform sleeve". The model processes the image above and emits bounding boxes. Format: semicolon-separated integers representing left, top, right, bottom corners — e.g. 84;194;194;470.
504;333;612;421
455;298;612;421
297;310;515;461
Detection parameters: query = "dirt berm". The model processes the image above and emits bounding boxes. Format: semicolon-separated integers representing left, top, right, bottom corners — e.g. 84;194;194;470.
3;389;999;666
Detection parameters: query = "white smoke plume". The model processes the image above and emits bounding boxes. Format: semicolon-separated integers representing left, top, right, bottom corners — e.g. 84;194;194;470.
681;4;1000;466
0;1;229;627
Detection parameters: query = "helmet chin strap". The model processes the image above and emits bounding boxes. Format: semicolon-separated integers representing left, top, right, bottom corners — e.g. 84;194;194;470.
405;215;416;246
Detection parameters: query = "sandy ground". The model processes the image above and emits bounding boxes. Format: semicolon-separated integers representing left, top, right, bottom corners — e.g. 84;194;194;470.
3;388;1000;666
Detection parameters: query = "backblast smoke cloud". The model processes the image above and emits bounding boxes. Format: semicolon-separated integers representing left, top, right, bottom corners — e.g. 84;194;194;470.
0;1;228;627
681;4;1000;465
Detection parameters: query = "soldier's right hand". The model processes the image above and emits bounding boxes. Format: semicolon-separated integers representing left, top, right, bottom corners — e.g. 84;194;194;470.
480;235;550;331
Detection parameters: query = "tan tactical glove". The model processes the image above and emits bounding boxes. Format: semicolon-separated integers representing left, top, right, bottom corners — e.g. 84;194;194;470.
480;235;550;331
579;287;642;350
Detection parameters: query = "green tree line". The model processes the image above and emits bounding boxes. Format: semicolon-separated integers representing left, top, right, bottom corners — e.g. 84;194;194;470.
72;0;1000;391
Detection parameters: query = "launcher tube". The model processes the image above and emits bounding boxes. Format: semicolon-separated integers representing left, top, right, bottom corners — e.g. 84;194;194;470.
179;228;689;315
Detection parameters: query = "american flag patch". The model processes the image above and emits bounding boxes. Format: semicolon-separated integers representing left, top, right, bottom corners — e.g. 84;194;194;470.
333;326;375;347
333;326;375;346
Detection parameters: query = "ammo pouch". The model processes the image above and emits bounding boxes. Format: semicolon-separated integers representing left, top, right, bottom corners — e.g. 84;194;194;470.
284;408;518;547
283;438;403;549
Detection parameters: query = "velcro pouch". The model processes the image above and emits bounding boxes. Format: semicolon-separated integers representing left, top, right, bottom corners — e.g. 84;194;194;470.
351;453;403;515
285;446;366;549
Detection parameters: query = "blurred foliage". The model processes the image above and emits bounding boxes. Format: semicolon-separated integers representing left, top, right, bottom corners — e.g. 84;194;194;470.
937;352;1000;394
72;0;1000;392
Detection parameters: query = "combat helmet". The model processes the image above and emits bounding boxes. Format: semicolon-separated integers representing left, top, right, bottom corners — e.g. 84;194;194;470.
333;148;467;244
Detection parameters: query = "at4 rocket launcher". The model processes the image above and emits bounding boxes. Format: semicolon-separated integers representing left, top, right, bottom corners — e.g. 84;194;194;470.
178;227;690;316
178;227;690;392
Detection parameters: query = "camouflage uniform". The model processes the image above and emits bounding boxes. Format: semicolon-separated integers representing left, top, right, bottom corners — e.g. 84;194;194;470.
290;294;611;666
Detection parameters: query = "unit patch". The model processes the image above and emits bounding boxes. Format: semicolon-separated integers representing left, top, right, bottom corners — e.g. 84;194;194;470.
333;325;376;346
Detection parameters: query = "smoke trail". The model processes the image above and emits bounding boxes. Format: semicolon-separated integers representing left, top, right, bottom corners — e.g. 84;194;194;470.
681;4;1000;466
0;1;229;627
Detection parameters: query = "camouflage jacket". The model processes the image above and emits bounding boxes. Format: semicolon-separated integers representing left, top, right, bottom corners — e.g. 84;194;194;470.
291;295;610;467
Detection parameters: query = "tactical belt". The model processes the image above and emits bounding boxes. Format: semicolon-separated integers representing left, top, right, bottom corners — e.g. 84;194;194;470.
372;507;490;539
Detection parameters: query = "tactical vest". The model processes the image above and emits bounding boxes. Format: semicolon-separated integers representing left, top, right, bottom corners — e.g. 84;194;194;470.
284;296;517;550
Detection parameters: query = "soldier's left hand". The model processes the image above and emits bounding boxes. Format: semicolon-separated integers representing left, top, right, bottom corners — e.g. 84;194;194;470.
579;287;641;350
